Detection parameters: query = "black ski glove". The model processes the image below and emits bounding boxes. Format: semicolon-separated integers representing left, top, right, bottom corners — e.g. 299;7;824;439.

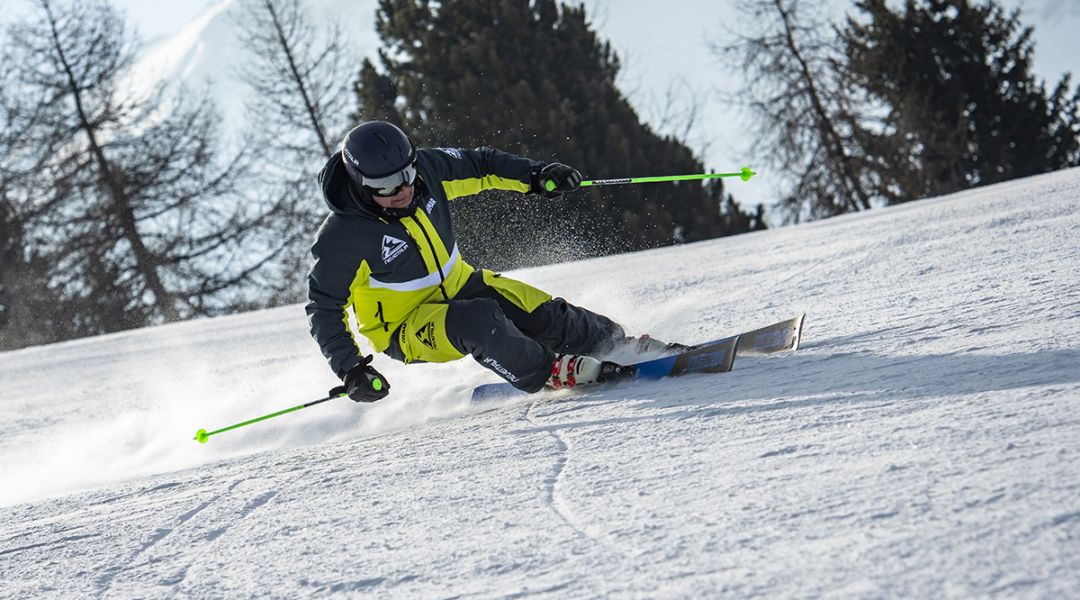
341;355;390;402
532;162;582;197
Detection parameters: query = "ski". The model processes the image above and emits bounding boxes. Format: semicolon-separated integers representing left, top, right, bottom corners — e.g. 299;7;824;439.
631;334;740;379
470;315;805;403
733;313;805;356
470;335;739;402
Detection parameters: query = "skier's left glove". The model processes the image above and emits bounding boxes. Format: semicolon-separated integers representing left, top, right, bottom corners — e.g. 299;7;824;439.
340;355;390;402
532;162;582;197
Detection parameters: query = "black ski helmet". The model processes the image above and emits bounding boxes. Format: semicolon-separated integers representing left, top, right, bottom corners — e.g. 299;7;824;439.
340;121;416;189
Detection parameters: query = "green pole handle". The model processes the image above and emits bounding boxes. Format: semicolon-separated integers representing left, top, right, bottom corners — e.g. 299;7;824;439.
194;389;349;444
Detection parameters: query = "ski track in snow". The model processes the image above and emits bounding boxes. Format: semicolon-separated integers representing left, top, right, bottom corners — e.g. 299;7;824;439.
2;168;1080;597
522;396;641;560
524;399;590;544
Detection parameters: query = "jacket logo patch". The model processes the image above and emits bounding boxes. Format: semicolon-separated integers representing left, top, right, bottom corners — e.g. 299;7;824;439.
435;147;463;159
425;198;436;214
416;322;437;349
382;235;408;264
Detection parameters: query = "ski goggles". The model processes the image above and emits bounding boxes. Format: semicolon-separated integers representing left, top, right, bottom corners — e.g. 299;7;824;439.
363;163;418;197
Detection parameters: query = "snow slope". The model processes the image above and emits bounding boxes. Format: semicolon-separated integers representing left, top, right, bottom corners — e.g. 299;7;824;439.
1;168;1079;597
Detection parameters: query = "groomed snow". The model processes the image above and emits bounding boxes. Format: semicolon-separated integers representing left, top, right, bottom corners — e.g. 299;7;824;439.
1;168;1079;597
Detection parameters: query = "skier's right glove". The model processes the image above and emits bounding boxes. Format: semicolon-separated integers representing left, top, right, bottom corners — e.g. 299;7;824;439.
342;355;390;402
532;162;582;197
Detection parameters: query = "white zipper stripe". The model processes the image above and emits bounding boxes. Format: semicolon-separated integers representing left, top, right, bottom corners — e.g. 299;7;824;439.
368;245;459;292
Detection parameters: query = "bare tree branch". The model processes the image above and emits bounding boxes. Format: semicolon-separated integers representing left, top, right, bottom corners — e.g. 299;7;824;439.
0;0;285;343
712;0;875;222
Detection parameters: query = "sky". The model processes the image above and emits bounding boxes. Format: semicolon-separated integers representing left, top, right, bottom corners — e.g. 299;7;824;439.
105;0;1080;99
6;0;1079;209
106;0;1080;76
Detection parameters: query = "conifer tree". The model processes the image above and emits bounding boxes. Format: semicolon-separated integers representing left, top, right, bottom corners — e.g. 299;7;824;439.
843;0;1080;200
353;0;761;269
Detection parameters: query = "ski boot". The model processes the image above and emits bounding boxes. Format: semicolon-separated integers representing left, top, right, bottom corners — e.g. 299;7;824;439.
547;353;631;389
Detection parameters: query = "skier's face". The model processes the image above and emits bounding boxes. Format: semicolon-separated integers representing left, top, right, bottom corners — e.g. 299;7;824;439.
371;183;415;210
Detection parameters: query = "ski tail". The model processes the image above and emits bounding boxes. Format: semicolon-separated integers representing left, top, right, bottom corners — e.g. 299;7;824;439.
472;381;526;402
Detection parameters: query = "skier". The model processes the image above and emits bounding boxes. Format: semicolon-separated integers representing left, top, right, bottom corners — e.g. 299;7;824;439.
306;121;680;402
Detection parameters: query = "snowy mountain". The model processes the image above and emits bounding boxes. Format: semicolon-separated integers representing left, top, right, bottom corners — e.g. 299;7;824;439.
2;167;1078;596
129;0;382;137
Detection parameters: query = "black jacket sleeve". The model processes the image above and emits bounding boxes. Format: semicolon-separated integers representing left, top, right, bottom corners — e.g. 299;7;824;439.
305;219;365;379
418;147;543;199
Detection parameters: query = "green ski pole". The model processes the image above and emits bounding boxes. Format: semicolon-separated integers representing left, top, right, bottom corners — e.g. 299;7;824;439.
545;166;756;191
193;386;356;444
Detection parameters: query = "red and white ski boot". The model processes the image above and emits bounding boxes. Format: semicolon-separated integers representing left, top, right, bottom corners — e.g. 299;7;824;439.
547;354;629;389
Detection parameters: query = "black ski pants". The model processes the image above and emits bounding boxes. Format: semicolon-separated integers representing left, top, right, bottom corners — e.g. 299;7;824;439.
385;270;624;392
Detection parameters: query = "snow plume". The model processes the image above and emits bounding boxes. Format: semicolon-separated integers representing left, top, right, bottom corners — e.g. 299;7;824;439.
0;306;500;507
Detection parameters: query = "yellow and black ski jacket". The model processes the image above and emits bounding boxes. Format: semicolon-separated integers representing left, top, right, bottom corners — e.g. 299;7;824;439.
306;146;541;378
